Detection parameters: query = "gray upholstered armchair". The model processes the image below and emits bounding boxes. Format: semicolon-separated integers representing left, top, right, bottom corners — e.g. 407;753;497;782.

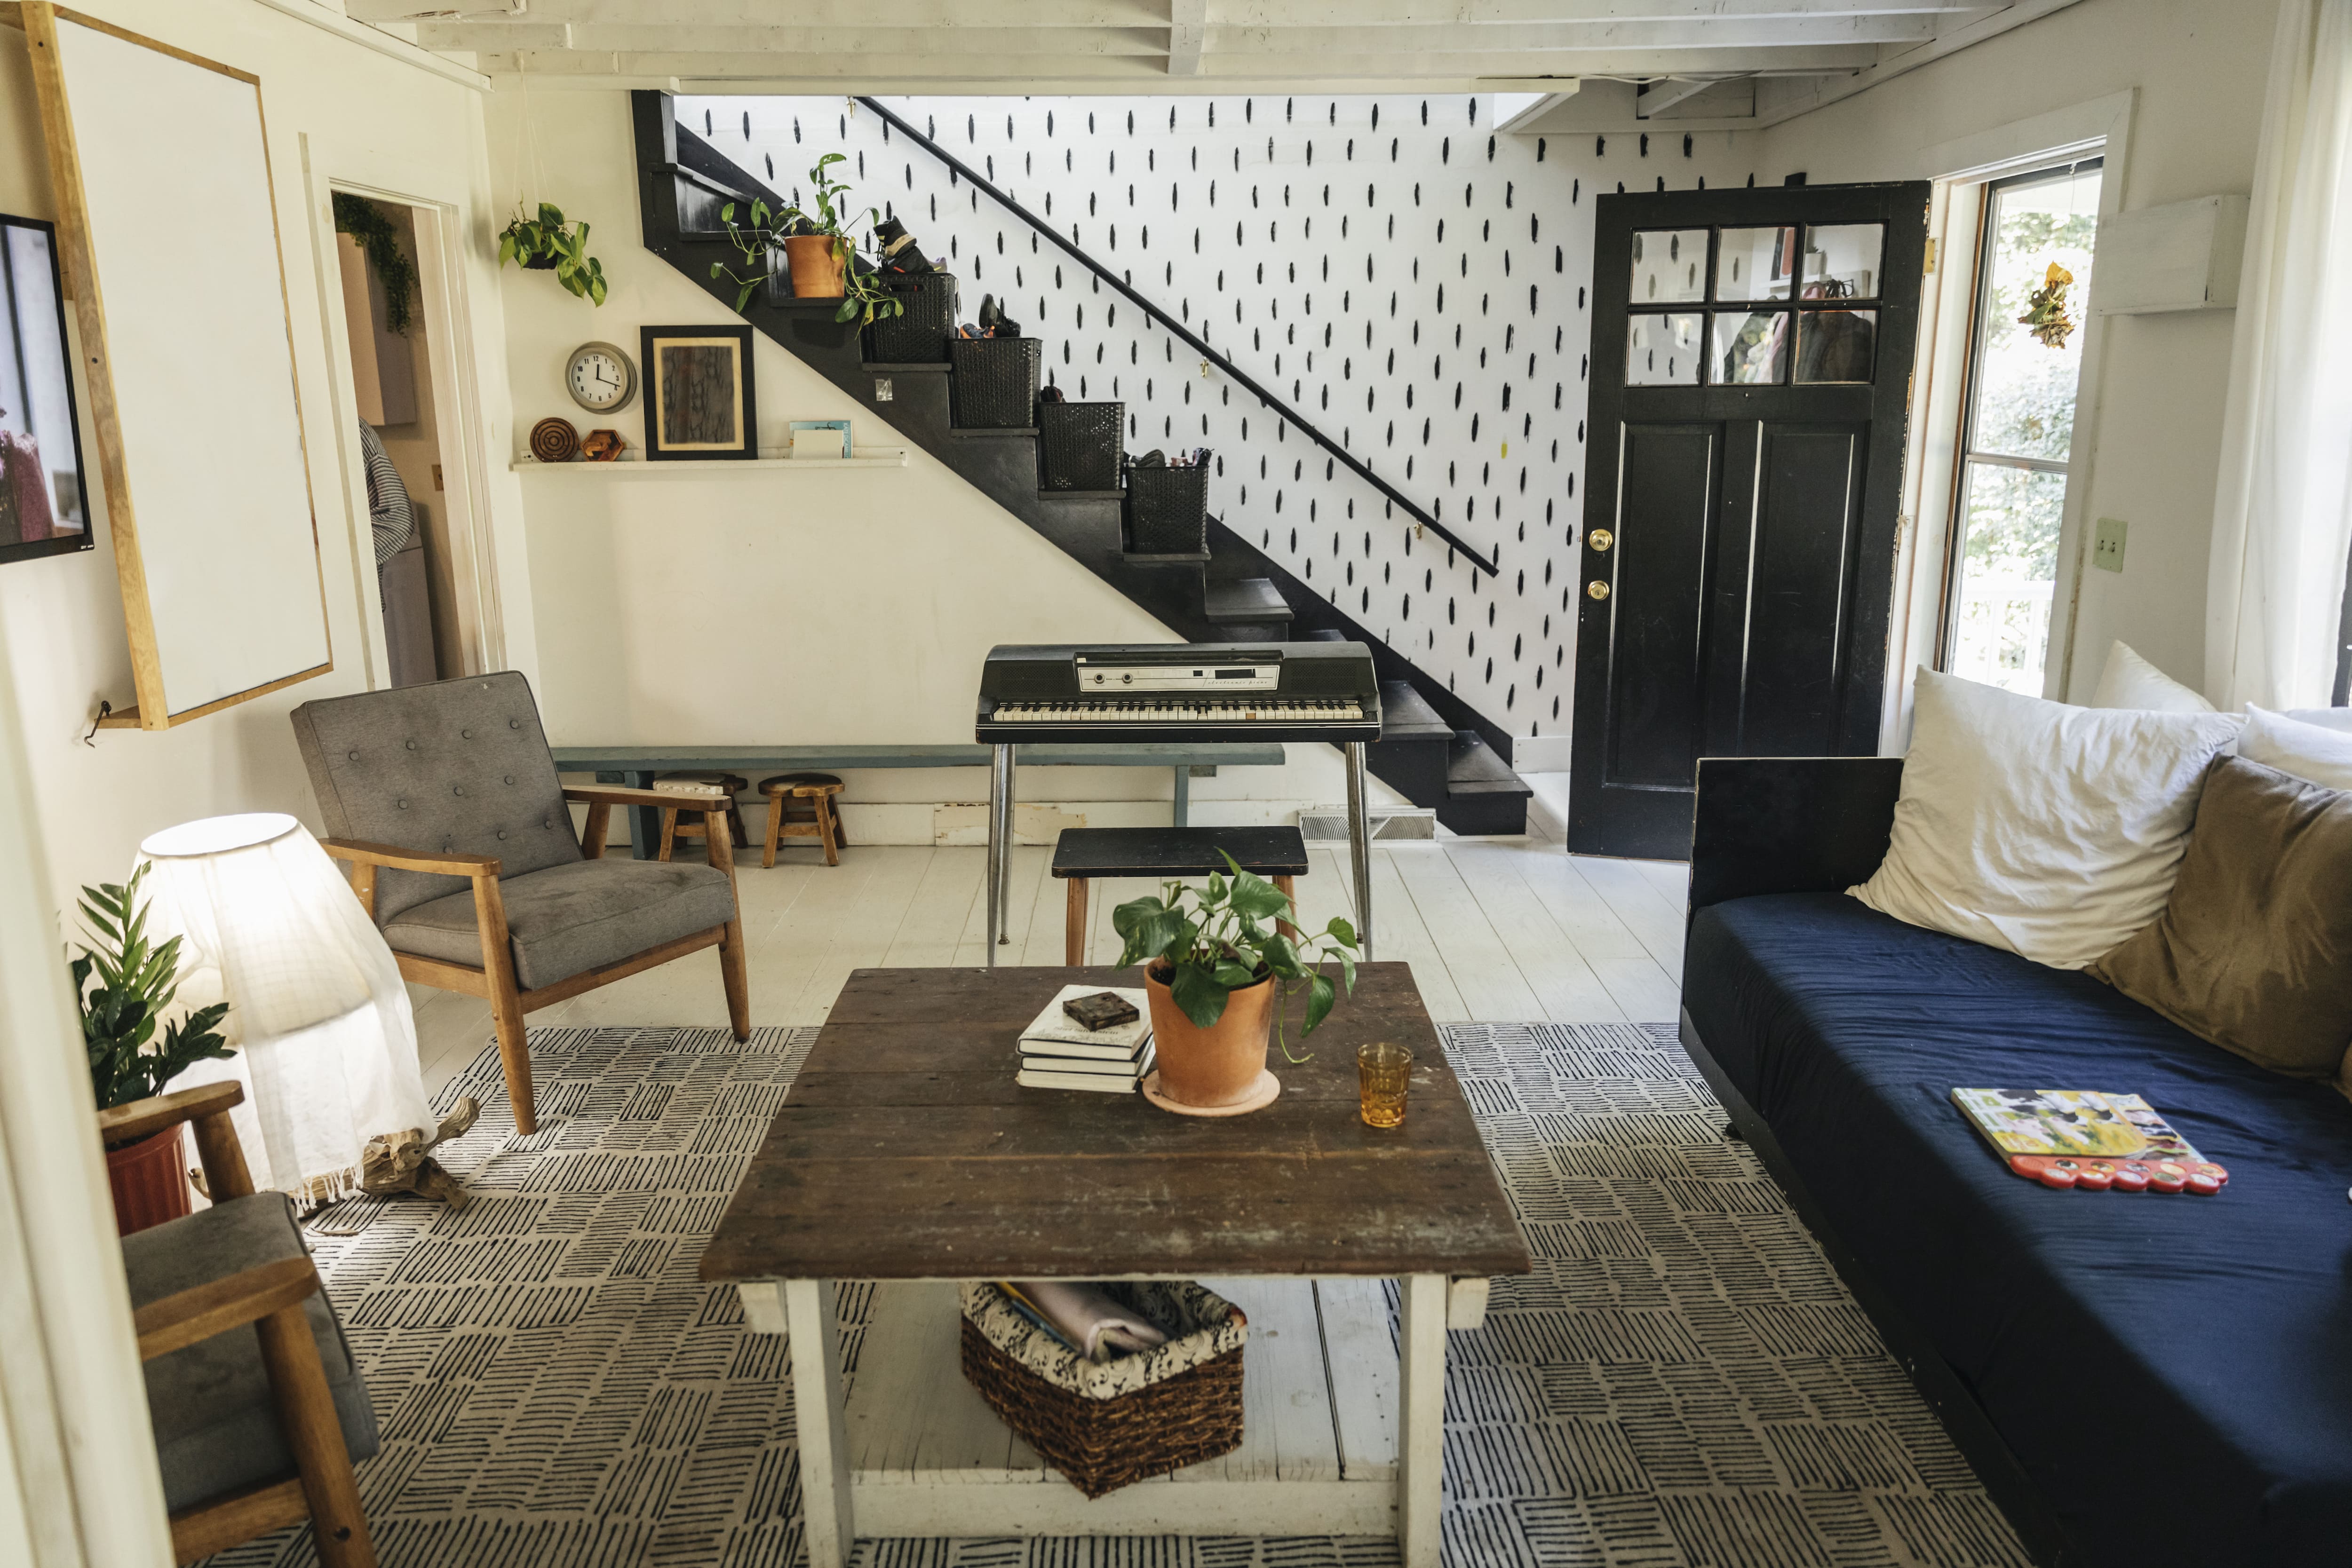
292;673;748;1133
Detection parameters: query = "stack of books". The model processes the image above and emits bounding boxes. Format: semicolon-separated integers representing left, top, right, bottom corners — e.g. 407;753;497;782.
1017;984;1153;1093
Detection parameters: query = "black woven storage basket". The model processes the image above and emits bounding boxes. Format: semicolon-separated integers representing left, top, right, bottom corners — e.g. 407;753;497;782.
959;1281;1247;1498
1038;402;1124;490
866;271;959;364
1124;465;1211;555
948;337;1043;428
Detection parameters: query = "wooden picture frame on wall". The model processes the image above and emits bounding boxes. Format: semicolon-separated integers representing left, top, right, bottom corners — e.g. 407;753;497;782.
11;2;332;730
640;324;756;460
0;213;92;566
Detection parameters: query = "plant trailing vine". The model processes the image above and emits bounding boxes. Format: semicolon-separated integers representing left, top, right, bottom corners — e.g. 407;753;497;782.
1113;852;1359;1061
331;193;416;335
76;863;235;1119
712;154;906;326
498;201;609;306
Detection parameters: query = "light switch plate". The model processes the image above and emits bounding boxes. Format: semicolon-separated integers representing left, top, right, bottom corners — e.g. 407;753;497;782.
2093;516;2128;573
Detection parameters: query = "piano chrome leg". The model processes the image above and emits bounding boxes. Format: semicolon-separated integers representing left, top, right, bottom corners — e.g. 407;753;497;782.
1345;740;1373;963
986;743;1015;965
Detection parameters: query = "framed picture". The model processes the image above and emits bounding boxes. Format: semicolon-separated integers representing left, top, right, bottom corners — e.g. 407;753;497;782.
640;324;756;460
0;214;91;565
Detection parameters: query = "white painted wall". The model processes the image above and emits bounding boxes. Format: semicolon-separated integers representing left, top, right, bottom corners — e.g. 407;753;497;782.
1751;0;2278;706
0;0;530;915
490;85;1404;832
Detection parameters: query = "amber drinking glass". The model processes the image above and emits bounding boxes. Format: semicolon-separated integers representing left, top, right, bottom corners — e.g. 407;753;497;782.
1358;1041;1413;1129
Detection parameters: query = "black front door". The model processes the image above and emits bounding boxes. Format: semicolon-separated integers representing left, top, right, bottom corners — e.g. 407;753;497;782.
1568;182;1930;859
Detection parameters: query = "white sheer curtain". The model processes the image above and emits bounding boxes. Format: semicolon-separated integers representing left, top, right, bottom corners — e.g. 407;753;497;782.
2208;0;2352;710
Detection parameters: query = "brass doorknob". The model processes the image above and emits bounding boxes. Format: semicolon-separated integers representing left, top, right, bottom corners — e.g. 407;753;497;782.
1587;580;1610;601
1588;528;1613;553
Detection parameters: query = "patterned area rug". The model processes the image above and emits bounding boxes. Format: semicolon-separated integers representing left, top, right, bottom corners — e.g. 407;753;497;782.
207;1022;2029;1568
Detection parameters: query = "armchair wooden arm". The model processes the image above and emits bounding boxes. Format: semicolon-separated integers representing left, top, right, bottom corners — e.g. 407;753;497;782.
318;838;501;876
135;1256;320;1362
98;1082;254;1202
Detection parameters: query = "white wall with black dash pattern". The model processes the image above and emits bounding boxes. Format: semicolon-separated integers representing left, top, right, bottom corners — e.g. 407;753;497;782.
679;94;1764;745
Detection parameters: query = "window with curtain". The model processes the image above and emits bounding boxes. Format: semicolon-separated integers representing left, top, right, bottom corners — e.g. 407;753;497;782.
1940;159;2103;695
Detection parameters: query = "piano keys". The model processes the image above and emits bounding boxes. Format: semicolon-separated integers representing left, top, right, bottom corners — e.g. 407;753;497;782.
977;642;1383;745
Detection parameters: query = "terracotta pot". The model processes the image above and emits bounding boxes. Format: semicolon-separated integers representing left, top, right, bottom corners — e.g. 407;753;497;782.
784;233;848;298
106;1123;192;1236
1145;963;1275;1109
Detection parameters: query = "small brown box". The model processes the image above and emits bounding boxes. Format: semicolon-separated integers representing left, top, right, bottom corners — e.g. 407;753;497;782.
1064;991;1139;1031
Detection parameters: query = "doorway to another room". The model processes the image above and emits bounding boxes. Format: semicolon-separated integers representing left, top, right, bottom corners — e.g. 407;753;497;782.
333;193;461;688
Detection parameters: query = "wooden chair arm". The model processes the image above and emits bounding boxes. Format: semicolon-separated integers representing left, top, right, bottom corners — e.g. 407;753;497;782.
135;1256;319;1362
97;1082;244;1146
319;838;501;876
563;784;728;810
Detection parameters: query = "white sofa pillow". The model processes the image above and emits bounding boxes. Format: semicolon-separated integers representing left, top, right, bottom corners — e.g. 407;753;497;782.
2283;706;2352;734
1852;669;2242;969
2241;705;2352;789
2090;640;2216;713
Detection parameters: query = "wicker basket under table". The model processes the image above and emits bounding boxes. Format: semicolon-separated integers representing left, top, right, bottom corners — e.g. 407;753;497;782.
958;1280;1248;1498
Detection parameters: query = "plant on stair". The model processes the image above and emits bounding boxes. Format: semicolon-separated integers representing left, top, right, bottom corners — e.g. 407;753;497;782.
713;153;905;327
498;201;609;305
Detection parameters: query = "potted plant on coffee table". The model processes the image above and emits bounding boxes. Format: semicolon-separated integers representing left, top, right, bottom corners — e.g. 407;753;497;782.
76;862;235;1234
1112;853;1358;1116
713;153;905;326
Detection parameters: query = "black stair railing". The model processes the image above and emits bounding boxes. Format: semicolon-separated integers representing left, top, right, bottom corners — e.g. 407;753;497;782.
852;95;1500;579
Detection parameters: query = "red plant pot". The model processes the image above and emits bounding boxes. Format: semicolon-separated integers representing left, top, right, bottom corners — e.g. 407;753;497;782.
106;1124;192;1236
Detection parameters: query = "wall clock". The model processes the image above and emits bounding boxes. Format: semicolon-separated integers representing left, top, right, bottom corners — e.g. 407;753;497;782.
565;340;637;413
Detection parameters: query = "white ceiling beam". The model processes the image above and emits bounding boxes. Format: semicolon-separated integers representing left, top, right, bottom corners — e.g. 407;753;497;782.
419;16;1929;54
1169;0;1208;74
487;43;1879;78
1753;0;2086;126
358;0;1982;20
1634;76;1726;116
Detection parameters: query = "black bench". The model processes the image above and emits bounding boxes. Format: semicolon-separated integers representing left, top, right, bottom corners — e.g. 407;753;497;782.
1050;826;1310;966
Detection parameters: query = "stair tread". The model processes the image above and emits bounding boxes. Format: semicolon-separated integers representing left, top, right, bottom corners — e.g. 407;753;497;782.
1042;489;1126;501
1447;733;1533;797
1122;550;1212;565
1377;681;1454;739
949;426;1040;437
863;361;953;373
1202;578;1294;624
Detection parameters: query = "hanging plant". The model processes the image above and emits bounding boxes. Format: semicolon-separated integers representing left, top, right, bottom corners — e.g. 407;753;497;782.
498;202;609;306
331;193;416;335
2018;262;2077;348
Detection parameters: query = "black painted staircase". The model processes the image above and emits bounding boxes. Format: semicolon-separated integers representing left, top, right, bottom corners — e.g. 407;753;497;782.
630;92;1531;835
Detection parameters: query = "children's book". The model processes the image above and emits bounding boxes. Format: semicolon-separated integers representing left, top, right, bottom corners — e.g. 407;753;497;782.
1952;1088;2225;1188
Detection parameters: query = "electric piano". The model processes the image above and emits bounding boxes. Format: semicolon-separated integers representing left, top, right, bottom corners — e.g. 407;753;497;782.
975;641;1383;965
976;642;1383;744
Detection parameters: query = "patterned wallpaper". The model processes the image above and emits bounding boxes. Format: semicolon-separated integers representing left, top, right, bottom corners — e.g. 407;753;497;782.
679;93;1763;741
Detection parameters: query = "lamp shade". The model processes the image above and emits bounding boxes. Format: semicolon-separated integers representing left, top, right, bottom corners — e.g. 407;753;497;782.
138;813;431;1206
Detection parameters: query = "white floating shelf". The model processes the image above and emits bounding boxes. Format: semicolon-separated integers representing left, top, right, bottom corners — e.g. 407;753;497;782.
512;448;908;473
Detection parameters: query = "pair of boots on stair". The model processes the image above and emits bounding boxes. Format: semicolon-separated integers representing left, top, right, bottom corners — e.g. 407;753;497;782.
875;213;1022;339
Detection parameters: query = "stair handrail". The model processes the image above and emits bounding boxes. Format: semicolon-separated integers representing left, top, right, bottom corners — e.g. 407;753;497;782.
852;95;1499;578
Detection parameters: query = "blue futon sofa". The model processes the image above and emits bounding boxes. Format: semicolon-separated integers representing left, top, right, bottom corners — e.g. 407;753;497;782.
1679;757;2352;1568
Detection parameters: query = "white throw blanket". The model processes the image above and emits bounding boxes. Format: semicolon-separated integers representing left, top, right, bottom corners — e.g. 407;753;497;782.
1004;1281;1169;1363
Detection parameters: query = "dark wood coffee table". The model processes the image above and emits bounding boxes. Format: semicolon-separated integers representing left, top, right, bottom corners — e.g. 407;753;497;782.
702;962;1527;1567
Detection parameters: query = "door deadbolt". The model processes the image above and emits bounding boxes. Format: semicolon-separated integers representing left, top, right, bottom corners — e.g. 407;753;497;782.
1588;528;1614;553
1587;580;1611;601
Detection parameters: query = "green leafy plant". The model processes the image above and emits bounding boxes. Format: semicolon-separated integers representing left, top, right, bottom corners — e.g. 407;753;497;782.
1113;853;1359;1061
75;863;234;1119
711;155;907;326
498;201;608;306
331;193;416;335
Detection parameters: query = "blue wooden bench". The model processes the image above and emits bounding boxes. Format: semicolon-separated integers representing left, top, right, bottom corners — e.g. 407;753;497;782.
549;742;1288;859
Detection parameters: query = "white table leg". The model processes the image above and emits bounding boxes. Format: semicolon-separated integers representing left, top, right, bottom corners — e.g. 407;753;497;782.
785;1278;855;1568
1397;1273;1447;1567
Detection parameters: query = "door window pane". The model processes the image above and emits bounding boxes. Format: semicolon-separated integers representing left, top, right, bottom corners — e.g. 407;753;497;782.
1794;309;1876;383
1715;226;1795;301
1631;229;1708;303
1800;223;1883;299
1627;313;1702;384
1944;161;2102;694
1949;461;2067;693
1709;310;1786;384
1968;168;2101;461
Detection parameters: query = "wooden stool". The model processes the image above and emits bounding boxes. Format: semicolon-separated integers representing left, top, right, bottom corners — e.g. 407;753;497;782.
654;771;749;861
1050;825;1309;966
759;772;849;867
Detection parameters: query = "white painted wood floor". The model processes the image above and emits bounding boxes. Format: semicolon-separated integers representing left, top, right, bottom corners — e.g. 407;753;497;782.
413;772;1689;1100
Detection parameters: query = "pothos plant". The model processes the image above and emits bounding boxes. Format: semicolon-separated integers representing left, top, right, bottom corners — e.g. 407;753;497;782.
1113;852;1359;1061
75;863;234;1120
331;193;416;335
712;153;906;326
498;201;609;306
